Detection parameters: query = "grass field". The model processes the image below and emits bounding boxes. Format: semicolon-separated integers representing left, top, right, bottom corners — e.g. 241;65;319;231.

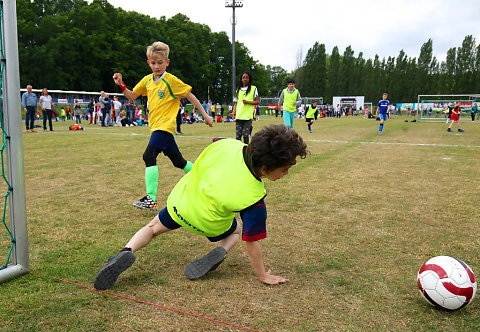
1;115;480;331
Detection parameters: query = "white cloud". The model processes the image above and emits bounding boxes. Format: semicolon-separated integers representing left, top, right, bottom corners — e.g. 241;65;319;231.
99;0;480;70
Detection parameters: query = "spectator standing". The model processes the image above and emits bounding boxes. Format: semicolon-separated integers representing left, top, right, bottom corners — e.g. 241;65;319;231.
21;84;38;132
105;94;112;126
66;106;71;120
210;103;216;118
88;98;95;125
113;96;122;121
471;103;477;121
74;101;82;124
390;104;396;119
99;91;107;127
176;98;187;135
206;99;212;117
39;88;53;132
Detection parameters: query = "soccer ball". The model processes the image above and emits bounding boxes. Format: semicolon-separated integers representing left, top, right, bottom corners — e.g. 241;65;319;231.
417;256;477;310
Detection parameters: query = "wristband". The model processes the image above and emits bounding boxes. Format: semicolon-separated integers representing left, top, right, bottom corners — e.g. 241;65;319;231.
118;82;127;91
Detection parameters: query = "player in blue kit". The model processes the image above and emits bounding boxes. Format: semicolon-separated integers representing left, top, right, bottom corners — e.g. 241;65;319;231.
376;93;390;135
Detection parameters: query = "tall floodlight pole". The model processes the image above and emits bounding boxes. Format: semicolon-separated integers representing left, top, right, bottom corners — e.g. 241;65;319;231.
225;1;243;103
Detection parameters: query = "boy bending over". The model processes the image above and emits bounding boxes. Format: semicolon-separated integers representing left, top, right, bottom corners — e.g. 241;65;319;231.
94;124;307;289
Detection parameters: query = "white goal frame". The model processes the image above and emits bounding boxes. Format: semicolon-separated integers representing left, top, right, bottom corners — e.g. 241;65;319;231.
0;0;29;284
417;94;480;122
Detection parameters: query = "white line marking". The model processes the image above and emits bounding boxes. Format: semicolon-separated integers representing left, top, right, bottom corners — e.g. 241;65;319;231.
80;128;480;149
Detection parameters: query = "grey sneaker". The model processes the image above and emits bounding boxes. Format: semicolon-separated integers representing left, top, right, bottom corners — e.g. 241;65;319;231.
94;251;136;290
184;247;227;280
133;194;158;210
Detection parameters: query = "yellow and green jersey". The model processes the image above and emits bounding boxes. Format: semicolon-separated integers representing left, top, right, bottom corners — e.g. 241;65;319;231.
235;85;257;120
306;105;317;118
133;72;191;134
282;88;299;112
167;139;266;237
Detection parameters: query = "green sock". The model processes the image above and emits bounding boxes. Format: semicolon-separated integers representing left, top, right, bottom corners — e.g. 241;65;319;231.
145;166;159;201
183;161;193;173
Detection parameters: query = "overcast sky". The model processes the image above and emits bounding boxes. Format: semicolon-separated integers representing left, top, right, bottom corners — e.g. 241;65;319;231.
101;0;480;71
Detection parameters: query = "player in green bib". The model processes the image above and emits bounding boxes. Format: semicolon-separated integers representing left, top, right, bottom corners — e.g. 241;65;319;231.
305;101;318;133
278;78;302;128
94;124;307;289
232;72;259;144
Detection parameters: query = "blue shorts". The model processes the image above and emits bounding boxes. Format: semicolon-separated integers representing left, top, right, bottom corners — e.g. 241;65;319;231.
158;207;238;242
283;111;295;128
379;113;387;121
148;130;180;156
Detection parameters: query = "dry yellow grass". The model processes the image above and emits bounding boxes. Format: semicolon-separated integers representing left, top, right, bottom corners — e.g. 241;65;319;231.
1;116;480;331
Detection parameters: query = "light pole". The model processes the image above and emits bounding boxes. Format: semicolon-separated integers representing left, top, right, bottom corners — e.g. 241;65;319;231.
225;0;243;103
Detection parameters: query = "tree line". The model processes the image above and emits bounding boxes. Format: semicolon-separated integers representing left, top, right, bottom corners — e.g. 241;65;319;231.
16;0;480;104
298;37;480;103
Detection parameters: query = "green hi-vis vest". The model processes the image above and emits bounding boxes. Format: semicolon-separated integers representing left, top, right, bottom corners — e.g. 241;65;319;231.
282;88;298;112
235;85;257;120
306;105;317;118
167;139;266;237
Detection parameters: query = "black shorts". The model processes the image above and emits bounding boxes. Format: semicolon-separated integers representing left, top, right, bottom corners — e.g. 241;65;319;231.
148;130;180;156
305;118;314;122
158;207;238;242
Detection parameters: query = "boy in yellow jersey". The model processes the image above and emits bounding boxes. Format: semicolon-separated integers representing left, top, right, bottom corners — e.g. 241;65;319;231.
94;124;307;290
112;41;213;210
278;78;302;128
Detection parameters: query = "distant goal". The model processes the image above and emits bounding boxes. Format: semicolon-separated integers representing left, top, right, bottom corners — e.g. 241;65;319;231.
417;94;480;122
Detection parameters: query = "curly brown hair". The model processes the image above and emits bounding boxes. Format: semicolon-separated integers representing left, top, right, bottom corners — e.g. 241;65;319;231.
246;124;307;174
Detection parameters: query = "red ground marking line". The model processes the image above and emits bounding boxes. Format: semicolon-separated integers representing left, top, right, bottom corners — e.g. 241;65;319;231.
31;271;261;332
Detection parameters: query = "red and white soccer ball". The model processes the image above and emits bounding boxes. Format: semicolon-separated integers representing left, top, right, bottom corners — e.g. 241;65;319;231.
417;256;477;310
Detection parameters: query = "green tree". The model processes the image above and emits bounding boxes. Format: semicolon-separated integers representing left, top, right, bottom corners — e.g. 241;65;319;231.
417;39;433;94
341;45;355;95
301;42;327;98
327;46;341;100
265;65;289;97
445;47;457;93
456;35;476;93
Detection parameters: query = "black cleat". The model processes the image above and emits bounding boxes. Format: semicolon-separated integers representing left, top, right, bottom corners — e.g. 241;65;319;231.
184;247;227;280
94;251;136;290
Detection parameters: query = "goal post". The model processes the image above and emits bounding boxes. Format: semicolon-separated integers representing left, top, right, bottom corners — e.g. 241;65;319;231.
417;94;480;122
0;0;29;283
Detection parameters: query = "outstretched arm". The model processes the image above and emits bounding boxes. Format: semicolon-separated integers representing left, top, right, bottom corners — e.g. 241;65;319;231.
245;240;290;285
113;73;139;101
186;92;213;126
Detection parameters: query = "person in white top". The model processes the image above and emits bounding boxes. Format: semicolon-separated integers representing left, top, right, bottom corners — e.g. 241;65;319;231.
389;104;396;119
39;88;53;131
113;96;123;122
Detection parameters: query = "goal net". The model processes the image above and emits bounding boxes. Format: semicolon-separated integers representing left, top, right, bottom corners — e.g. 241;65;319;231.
417;94;480;122
0;0;29;284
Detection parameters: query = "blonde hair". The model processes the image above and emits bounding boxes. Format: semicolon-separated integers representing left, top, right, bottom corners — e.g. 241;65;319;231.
146;41;170;59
